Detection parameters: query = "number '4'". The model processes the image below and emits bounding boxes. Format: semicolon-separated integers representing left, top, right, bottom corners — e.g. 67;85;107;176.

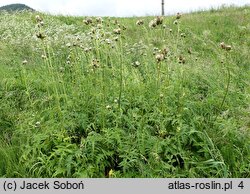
238;181;244;189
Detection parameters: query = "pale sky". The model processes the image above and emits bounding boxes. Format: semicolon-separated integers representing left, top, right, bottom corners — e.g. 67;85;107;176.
0;0;249;16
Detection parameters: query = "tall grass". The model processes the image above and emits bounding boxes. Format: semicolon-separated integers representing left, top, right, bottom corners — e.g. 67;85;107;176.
0;6;249;177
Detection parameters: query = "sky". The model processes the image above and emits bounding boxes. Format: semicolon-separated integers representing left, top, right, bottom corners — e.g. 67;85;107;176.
0;0;249;16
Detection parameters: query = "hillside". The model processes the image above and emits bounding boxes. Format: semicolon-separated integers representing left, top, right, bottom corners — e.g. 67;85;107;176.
0;3;34;12
0;6;249;178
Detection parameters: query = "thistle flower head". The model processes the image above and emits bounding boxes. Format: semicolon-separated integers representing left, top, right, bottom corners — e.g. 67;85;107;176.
106;105;112;110
155;16;163;25
83;17;93;25
36;32;45;40
132;61;141;67
155;53;164;63
22;59;28;64
176;12;182;19
180;33;186;38
96;17;103;23
178;55;185;64
225;45;232;51
220;42;226;49
35;15;43;23
92;58;100;69
136;20;144;25
220;42;232;51
113;28;121;34
173;20;178;25
149;20;157;28
161;47;170;55
41;54;47;59
84;47;92;53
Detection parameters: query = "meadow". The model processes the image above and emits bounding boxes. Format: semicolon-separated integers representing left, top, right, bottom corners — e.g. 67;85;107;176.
0;6;249;178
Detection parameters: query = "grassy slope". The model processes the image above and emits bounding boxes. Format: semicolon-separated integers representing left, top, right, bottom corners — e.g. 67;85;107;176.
0;6;249;178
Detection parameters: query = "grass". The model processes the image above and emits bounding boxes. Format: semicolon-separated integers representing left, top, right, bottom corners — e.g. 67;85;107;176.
0;6;249;178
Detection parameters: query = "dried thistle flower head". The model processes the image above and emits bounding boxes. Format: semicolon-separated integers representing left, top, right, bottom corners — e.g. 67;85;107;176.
180;33;186;38
161;47;170;55
176;12;181;19
37;21;44;28
133;61;141;67
178;55;186;64
225;45;232;51
155;53;164;63
35;15;43;23
97;24;102;29
155;16;163;25
149;20;157;28
96;17;103;23
113;28;121;34
220;42;226;49
41;54;47;59
36;32;45;40
105;39;112;44
22;59;28;64
136;20;144;25
220;42;232;51
84;47;92;53
92;59;100;69
173;20;178;25
66;43;71;48
122;25;127;30
106;105;112;110
83;17;93;25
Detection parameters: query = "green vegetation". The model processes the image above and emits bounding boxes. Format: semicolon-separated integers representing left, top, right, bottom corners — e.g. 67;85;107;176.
0;4;34;12
0;6;249;178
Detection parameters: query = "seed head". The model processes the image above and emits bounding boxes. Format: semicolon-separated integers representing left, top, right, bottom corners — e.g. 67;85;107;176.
41;54;47;59
136;20;144;25
176;12;181;19
35;121;41;128
220;42;226;49
106;105;112;110
173;20;178;25
180;33;186;38
84;47;92;53
149;20;157;28
225;45;232;51
22;59;28;65
35;15;43;23
155;16;163;25
96;17;103;23
220;42;232;51
36;32;45;40
133;61;141;67
113;28;121;34
161;47;170;55
155;54;164;63
92;59;100;69
178;55;185;64
66;43;71;48
83;17;93;25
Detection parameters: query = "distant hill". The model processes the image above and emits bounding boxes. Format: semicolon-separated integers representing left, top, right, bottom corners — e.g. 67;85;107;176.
0;3;35;12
